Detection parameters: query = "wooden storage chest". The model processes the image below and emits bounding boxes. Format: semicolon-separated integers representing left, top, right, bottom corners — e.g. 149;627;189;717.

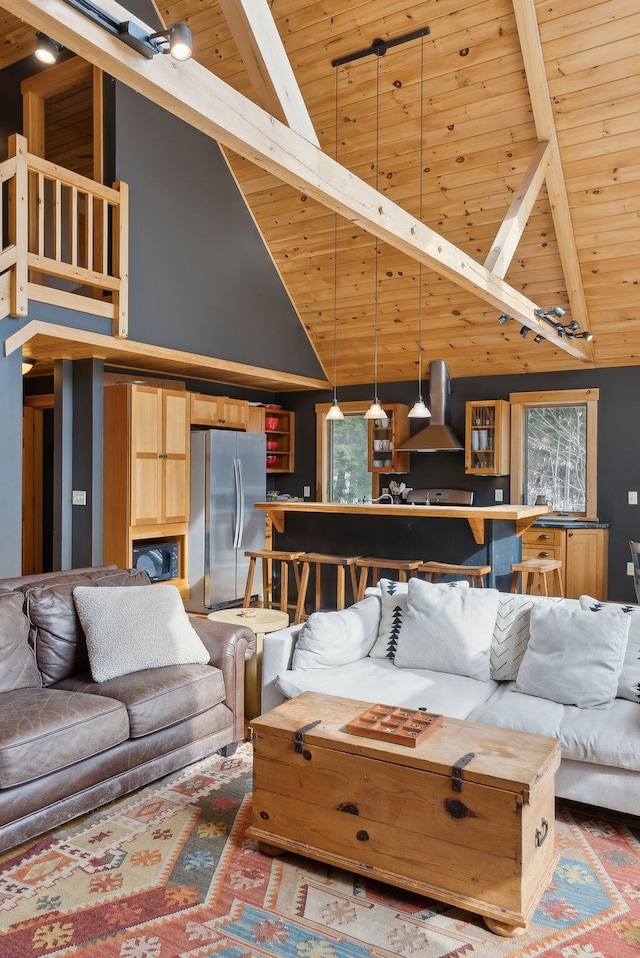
248;692;561;935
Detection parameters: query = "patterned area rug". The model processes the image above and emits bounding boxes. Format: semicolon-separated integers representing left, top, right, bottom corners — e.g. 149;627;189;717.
1;743;639;957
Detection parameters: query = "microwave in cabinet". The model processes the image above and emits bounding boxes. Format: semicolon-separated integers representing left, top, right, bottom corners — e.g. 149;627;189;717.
132;541;179;582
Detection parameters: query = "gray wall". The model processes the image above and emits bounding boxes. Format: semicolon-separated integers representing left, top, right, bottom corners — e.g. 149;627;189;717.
273;364;640;603
113;83;323;379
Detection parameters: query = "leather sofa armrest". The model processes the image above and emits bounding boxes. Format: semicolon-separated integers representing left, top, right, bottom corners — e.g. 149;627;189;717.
190;618;256;743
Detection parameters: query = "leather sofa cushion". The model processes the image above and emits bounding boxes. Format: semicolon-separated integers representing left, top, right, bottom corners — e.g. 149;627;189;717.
0;593;41;692
55;664;226;738
0;687;129;788
26;569;151;686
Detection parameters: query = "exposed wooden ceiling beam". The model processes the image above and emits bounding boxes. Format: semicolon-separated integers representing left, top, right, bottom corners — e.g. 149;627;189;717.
484;140;551;278
217;0;319;147
4;0;591;362
511;0;594;355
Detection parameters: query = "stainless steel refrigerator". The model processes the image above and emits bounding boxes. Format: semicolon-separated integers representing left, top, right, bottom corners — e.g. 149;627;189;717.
186;429;266;612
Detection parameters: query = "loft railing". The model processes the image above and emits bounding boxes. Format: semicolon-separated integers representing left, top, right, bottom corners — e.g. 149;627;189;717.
0;133;128;337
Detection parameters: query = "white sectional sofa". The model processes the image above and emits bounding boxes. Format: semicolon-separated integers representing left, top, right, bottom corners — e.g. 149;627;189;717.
261;578;640;816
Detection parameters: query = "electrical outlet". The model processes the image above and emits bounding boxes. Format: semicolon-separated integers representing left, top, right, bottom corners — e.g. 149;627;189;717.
628;562;634;576
629;491;638;505
72;490;87;506
494;489;503;502
303;485;311;498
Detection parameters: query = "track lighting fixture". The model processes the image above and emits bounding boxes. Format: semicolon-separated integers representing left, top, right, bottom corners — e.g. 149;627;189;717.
498;313;512;325
533;334;544;344
533;306;593;343
519;326;529;338
34;33;62;64
61;1;192;60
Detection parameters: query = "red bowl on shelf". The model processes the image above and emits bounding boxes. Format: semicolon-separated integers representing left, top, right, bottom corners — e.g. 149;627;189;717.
266;455;278;468
262;403;282;410
266;440;279;451
265;417;279;431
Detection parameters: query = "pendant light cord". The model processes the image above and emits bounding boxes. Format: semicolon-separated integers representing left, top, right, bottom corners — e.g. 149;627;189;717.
417;34;425;399
332;66;339;403
373;53;380;400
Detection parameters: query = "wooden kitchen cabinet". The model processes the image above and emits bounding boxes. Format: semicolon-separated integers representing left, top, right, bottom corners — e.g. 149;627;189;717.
103;384;190;589
522;525;608;599
465;400;510;475
264;409;295;474
190;393;248;430
367;403;410;474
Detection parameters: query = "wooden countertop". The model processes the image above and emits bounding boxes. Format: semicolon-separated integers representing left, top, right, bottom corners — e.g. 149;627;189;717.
255;501;551;545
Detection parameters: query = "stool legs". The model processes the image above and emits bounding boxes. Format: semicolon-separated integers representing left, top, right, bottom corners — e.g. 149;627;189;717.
243;556;257;608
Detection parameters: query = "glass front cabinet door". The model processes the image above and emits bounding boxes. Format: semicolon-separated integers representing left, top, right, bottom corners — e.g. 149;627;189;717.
465;400;510;475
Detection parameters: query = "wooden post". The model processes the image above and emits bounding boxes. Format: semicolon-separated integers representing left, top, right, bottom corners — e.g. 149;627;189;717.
112;180;129;338
7;134;28;317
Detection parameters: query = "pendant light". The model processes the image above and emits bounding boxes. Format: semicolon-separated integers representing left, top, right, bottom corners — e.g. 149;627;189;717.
326;66;344;422
364;53;386;421
408;34;431;419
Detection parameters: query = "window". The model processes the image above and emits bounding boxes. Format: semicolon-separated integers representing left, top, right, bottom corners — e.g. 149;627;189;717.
510;390;598;518
316;402;374;503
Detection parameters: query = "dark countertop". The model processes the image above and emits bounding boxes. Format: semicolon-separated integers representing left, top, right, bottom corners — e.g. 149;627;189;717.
533;519;611;529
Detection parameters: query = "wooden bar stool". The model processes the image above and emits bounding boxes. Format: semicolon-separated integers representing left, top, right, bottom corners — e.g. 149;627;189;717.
419;561;491;588
510;559;564;597
243;549;304;613
294;553;359;624
354;557;422;601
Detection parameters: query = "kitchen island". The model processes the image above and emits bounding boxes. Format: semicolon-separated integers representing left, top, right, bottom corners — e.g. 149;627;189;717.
255;501;551;592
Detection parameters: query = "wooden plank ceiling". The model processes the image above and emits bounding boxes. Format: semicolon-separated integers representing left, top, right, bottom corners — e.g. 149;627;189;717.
2;0;639;384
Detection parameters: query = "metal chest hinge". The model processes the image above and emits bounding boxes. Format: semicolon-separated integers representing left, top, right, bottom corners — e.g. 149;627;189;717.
294;719;321;754
451;752;475;792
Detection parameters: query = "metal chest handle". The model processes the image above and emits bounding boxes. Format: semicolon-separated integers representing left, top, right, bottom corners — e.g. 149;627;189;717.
451;752;475;792
294;719;321;753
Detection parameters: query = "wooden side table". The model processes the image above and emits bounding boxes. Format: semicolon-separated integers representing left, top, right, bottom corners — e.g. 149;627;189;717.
207;608;289;722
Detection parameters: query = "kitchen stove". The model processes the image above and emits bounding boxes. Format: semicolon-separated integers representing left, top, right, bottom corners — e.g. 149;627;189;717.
405;488;474;506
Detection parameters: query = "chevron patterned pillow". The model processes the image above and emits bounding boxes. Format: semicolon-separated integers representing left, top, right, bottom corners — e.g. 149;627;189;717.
579;596;640;704
490;593;563;681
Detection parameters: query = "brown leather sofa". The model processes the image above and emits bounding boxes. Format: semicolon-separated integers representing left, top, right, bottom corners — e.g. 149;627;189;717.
0;565;256;853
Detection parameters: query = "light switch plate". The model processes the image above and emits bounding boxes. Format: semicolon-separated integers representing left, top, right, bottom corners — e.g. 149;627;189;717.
303;486;311;498
628;562;634;576
494;489;503;502
629;491;638;505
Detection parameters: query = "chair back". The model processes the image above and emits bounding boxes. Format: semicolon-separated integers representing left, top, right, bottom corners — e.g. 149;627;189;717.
629;541;640;603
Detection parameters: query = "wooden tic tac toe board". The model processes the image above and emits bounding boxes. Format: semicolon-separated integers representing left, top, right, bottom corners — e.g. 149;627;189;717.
345;703;443;746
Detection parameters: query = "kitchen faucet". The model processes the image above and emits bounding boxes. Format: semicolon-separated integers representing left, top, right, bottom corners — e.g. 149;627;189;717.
362;493;394;504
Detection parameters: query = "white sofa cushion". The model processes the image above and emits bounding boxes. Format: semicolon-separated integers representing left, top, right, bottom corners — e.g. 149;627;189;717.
471;683;640;772
277;657;498;720
490;592;564;681
514;603;629;709
369;578;470;661
292;596;380;670
579;595;640;704
394;579;499;681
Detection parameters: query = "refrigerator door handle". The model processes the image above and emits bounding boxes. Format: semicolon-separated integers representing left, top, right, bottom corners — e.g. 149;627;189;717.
232;458;241;550
236;457;246;549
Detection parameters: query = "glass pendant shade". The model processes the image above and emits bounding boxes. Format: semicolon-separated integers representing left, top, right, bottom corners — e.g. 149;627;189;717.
408;396;431;418
325;399;344;421
364;400;386;420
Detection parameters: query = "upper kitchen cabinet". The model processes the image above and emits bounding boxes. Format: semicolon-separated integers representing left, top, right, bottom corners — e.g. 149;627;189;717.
190;393;248;430
367;404;410;474
465;401;511;476
103;384;190;572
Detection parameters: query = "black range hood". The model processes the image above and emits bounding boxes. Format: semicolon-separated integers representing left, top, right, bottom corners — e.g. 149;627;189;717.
397;360;463;452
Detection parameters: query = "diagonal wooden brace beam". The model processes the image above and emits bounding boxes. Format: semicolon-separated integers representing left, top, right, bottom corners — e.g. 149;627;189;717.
512;0;594;358
218;0;319;147
484;141;551;278
6;0;592;361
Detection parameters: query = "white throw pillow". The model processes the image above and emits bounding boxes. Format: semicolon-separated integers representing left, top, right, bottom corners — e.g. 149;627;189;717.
369;577;470;661
292;596;380;671
394;578;499;681
514;602;629;709
73;585;210;682
579;595;640;704
491;592;564;681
